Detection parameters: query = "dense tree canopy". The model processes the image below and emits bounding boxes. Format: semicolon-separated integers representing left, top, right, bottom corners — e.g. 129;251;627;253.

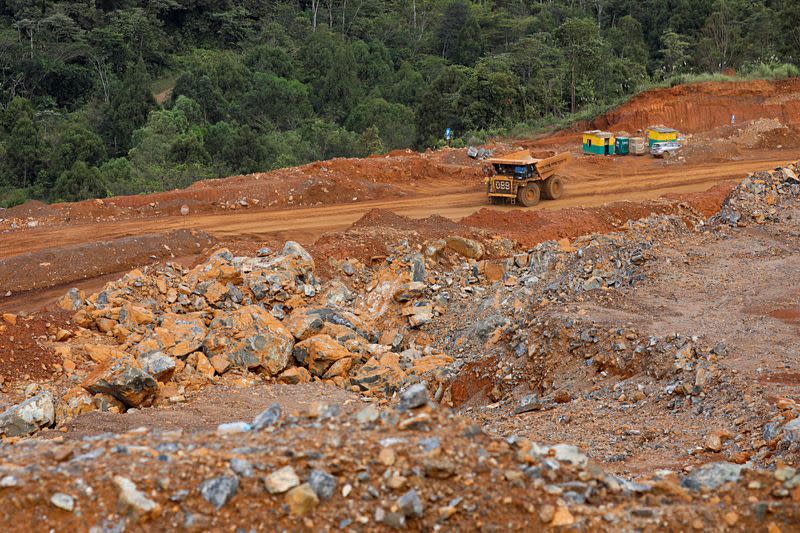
1;0;799;205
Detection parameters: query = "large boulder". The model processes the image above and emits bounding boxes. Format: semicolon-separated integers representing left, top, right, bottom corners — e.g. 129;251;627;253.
284;310;325;341
156;313;208;357
446;236;484;260
185;249;242;286
58;288;84;311
305;306;377;343
321;323;370;354
118;304;155;330
783;417;800;444
351;354;408;394
293;335;354;377
0;391;56;437
241;241;314;280
137;352;177;382
360;268;408;320
204;305;294;375
274;241;315;276
681;462;743;491
82;357;158;408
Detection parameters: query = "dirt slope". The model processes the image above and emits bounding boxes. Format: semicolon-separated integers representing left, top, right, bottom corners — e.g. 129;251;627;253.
591;78;800;134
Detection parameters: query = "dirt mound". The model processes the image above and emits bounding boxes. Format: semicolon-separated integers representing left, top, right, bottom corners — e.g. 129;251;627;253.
1;149;485;230
0;310;69;382
308;182;735;275
591;78;800;134
0;229;214;294
677;118;798;164
461;199;702;249
310;208;512;275
2;200;50;218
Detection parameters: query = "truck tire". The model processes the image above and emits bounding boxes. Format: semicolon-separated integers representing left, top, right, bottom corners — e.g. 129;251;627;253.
517;182;540;207
542;176;563;200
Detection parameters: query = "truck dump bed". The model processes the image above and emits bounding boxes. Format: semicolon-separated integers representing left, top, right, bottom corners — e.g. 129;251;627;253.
486;150;540;166
486;150;571;180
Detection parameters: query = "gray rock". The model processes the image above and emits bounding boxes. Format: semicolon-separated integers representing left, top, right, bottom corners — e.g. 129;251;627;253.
137;353;176;382
0;390;56;437
170;490;189;502
252;403;282;430
383;511;407;528
418;437;441;452
282;241;314;267
227;283;243;303
681;462;743;490
306;306;377;342
399;383;429;410
783;417;800;444
0;475;18;487
397;488;423;518
308;469;336;500
472;313;509;340
51;492;75;511
410;254;426;282
270;304;286;320
256;247;272;257
324;281;354;307
355;404;380;425
550;444;588;467
763;421;782;441
250;281;268;300
229;457;254;477
61;288;84;310
341;262;355;276
199;475;239;510
514;394;543;415
82;359;158;408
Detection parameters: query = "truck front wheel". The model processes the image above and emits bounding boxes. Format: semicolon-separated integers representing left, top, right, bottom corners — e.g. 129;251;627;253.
542;176;563;200
517;182;541;207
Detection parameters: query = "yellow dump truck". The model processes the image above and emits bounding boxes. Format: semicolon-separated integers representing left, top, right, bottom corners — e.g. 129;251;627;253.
485;151;571;206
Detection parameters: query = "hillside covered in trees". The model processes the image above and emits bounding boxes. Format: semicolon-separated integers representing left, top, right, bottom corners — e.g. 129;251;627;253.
1;0;799;206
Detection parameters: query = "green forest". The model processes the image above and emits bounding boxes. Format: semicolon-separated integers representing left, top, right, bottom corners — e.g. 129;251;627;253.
1;1;799;206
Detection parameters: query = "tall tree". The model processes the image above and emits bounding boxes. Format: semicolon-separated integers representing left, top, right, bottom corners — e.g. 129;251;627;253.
101;59;155;156
557;18;602;113
2;97;43;187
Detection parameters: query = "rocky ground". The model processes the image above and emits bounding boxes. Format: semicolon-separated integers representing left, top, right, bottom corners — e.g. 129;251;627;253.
0;163;799;531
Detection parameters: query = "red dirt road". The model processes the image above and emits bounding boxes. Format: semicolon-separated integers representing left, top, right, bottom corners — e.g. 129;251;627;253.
1;151;791;261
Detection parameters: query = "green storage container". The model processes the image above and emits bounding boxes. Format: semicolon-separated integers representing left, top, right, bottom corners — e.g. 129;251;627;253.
615;137;630;155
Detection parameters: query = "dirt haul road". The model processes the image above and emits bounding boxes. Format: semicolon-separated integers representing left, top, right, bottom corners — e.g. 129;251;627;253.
0;151;792;261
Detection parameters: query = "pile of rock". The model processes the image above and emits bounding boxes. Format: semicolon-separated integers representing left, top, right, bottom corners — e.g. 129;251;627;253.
510;314;721;389
713;163;800;226
760;398;800;463
455;213;695;303
48;242;458;425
